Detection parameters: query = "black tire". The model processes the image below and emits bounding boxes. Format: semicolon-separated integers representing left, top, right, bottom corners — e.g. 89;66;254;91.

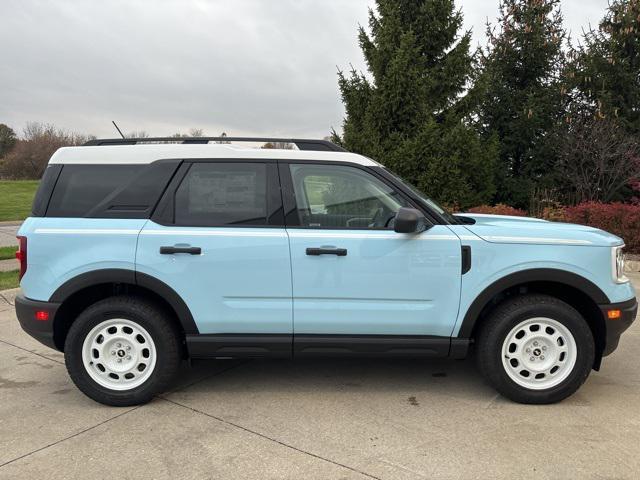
64;296;182;406
476;294;595;404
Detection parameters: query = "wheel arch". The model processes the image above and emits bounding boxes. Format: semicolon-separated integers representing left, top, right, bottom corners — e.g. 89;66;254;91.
49;269;198;351
459;269;608;367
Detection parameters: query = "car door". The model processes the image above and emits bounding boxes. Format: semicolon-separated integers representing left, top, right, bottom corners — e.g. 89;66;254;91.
280;162;462;355
136;159;293;356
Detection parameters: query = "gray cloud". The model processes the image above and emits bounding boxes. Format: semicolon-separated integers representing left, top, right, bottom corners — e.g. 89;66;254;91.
0;0;607;139
460;0;607;47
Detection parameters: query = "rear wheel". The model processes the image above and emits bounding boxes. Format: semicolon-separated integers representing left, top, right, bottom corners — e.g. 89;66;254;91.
476;294;594;404
64;296;182;406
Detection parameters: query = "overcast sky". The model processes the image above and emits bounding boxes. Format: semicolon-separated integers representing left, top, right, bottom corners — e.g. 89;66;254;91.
0;0;607;139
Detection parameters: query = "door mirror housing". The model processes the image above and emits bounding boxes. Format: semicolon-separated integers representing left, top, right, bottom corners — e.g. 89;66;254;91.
393;207;429;234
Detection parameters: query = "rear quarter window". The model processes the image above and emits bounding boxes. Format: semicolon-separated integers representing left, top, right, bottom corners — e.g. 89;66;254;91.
46;165;143;217
31;164;62;216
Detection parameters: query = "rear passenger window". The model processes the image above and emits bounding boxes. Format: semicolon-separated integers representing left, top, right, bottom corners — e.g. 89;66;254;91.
47;165;143;217
174;163;268;226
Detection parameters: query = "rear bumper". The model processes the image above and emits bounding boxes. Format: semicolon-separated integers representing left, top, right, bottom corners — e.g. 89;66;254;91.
14;294;60;351
600;297;638;356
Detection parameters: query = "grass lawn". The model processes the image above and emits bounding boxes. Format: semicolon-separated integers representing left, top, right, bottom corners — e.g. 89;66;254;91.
0;270;19;290
0;180;39;221
0;246;17;260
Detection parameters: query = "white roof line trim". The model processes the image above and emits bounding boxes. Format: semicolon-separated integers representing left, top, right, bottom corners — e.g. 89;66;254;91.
48;145;378;166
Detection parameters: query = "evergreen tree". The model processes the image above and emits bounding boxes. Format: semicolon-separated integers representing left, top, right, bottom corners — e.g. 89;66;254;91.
570;0;640;134
476;0;567;208
335;0;497;209
0;124;17;158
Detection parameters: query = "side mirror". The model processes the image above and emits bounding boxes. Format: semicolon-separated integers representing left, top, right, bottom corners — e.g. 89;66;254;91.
393;207;428;234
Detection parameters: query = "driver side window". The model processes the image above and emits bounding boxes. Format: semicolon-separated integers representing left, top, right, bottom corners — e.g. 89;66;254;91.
289;164;410;229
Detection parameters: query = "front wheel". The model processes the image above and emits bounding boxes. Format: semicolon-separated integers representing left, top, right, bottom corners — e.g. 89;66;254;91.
476;294;595;404
64;296;182;406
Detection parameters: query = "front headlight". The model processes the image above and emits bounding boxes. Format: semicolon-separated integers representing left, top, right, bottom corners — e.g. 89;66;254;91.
612;246;628;283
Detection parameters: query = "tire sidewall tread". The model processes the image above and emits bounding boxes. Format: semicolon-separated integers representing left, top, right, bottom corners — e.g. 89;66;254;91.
476;294;595;404
64;295;182;407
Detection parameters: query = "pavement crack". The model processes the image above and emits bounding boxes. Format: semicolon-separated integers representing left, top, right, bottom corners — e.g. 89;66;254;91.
0;406;141;469
0;292;15;307
379;459;428;478
159;396;383;480
0;338;64;365
483;393;501;409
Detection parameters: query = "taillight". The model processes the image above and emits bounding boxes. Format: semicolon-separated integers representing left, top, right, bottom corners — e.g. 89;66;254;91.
16;236;27;280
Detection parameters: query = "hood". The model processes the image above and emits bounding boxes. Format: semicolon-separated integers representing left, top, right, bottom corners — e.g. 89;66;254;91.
454;213;624;247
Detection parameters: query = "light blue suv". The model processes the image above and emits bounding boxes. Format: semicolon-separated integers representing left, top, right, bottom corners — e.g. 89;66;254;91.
14;137;637;406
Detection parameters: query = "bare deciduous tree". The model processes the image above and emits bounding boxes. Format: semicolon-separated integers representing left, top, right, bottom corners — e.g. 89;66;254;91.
557;117;640;202
214;132;230;144
172;128;205;138
261;141;294;150
0;122;90;179
126;130;150;138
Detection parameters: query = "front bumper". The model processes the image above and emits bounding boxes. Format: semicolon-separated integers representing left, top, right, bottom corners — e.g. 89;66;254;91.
600;297;638;356
15;294;60;351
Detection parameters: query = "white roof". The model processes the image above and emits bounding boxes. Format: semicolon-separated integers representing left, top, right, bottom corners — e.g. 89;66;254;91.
49;144;378;166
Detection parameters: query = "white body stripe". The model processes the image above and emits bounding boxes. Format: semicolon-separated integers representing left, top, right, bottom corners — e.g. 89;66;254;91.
456;235;483;241
482;235;593;245
142;229;287;238
34;227;458;241
287;231;457;240
34;228;590;245
34;228;140;235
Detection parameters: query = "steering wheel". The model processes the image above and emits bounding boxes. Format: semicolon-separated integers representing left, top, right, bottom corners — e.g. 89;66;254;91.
370;207;398;229
370;207;385;228
383;212;396;228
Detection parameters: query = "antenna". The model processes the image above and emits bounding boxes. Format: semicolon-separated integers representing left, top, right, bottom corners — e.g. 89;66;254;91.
112;121;125;139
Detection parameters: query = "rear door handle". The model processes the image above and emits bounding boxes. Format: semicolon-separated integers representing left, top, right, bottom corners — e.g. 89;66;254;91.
306;247;347;256
160;246;201;255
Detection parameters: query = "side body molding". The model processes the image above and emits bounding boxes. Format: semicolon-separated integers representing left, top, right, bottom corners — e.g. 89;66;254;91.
49;268;199;334
457;268;610;338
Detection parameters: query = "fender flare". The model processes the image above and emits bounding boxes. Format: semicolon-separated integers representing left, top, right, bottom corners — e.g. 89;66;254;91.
457;268;610;338
49;268;198;334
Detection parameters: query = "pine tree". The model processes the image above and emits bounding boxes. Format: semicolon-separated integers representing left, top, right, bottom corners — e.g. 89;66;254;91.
476;0;567;208
334;0;497;209
0;124;17;158
571;0;640;134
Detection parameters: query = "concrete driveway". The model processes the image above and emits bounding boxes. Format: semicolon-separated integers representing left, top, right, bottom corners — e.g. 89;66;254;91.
0;223;20;248
1;277;639;480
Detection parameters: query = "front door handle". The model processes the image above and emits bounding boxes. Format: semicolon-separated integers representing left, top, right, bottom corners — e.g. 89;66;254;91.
306;247;347;256
160;246;202;255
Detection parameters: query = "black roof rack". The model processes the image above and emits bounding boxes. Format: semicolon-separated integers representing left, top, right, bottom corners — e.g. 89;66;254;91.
83;137;347;152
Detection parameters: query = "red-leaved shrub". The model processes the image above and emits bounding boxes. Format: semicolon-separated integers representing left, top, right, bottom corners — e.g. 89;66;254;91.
467;204;527;217
539;205;566;222
561;202;640;253
466;201;640;253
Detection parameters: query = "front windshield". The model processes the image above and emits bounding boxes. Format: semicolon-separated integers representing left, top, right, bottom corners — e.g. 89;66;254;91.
382;168;460;224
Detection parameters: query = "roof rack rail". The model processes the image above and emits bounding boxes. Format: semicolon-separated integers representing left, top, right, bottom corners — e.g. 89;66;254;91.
83;137;347;152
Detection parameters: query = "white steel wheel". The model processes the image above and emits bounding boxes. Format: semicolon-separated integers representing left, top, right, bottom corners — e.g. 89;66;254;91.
501;317;577;390
82;318;157;391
